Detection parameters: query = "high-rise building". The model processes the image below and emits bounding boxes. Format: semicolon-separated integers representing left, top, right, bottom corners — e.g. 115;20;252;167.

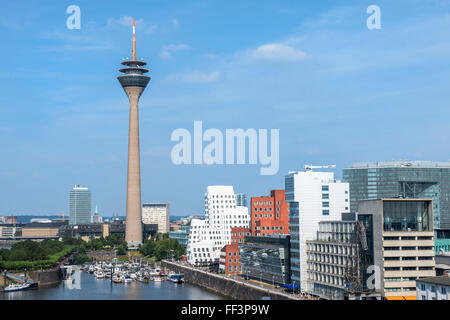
142;203;170;233
118;18;150;249
358;198;436;300
69;185;91;225
250;190;290;236
285;169;350;289
343;161;450;229
186;186;250;265
235;193;247;207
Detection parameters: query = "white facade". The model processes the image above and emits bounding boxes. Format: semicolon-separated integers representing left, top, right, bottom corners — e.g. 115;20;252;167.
186;186;250;265
416;277;450;300
142;203;170;233
285;170;350;289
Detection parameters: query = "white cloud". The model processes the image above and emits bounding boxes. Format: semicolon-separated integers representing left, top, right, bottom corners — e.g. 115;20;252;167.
245;43;309;62
165;71;221;83
160;44;190;60
172;19;180;28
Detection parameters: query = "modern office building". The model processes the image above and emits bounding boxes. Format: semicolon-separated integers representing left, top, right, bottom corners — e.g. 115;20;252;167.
186;186;250;265
235;193;248;207
285;168;350;289
69;185;92;225
251;190;290;236
306;218;360;299
240;235;291;285
118;18;151;249
358;198;436;300
343;161;450;229
142;203;170;234
169;225;190;247
435;229;450;253
416;276;450;300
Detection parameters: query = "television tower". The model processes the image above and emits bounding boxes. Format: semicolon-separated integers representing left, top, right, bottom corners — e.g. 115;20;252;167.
118;18;150;249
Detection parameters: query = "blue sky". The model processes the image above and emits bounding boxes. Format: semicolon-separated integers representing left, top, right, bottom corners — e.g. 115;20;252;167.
1;0;450;217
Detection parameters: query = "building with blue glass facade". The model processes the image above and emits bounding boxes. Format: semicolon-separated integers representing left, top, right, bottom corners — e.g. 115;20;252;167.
169;225;190;247
343;161;450;229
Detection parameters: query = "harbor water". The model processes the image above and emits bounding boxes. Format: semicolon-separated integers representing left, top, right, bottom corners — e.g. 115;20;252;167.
0;270;225;300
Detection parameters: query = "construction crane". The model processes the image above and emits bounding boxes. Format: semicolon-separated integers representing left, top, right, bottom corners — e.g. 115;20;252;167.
304;164;336;171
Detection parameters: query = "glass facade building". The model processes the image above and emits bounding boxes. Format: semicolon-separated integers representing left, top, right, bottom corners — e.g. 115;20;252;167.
240;235;291;285
343;161;450;229
69;185;91;225
235;193;248;207
169;225;190;247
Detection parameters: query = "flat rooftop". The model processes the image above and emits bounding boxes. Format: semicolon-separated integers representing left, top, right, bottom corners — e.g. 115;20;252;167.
347;161;450;169
416;275;450;286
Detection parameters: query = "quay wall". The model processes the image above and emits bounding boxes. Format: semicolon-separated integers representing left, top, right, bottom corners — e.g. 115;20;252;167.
28;268;62;287
161;260;297;300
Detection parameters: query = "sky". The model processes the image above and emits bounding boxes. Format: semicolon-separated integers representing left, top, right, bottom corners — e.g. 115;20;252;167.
1;0;450;217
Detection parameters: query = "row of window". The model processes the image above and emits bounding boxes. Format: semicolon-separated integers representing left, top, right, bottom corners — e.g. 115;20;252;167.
253;201;282;205
384;256;433;261
384;236;433;241
384;246;434;251
385;266;434;271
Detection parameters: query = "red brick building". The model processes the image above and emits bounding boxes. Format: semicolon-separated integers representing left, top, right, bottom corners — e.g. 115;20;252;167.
251;190;289;236
220;227;250;275
230;227;251;244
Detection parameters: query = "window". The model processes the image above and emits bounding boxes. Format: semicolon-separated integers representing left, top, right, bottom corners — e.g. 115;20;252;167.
322;202;329;207
322;185;329;191
442;287;447;294
403;267;416;271
322;194;329;199
322;210;330;216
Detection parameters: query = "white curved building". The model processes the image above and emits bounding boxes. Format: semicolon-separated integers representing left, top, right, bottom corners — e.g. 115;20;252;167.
187;186;250;265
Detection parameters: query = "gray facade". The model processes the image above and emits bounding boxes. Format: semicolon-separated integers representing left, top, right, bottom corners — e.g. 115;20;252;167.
240;235;291;285
343;161;450;229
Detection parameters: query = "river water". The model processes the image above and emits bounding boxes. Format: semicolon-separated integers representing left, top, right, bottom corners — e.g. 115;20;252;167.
0;270;225;300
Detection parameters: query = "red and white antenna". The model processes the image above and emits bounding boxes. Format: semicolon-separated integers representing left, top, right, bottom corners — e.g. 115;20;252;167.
132;17;137;61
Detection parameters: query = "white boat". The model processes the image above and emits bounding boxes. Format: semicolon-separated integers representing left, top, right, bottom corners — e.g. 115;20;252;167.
94;271;105;279
168;274;184;283
2;282;31;292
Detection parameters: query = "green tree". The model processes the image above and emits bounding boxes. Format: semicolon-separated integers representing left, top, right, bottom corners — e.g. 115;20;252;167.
116;244;127;256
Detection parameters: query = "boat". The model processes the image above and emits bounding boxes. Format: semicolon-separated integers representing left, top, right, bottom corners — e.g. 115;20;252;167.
2;282;31;292
123;275;132;283
112;275;123;283
94;271;105;279
153;276;162;282
168;274;184;284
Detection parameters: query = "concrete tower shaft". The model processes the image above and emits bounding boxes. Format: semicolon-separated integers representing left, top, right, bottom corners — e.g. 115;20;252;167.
124;86;144;247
